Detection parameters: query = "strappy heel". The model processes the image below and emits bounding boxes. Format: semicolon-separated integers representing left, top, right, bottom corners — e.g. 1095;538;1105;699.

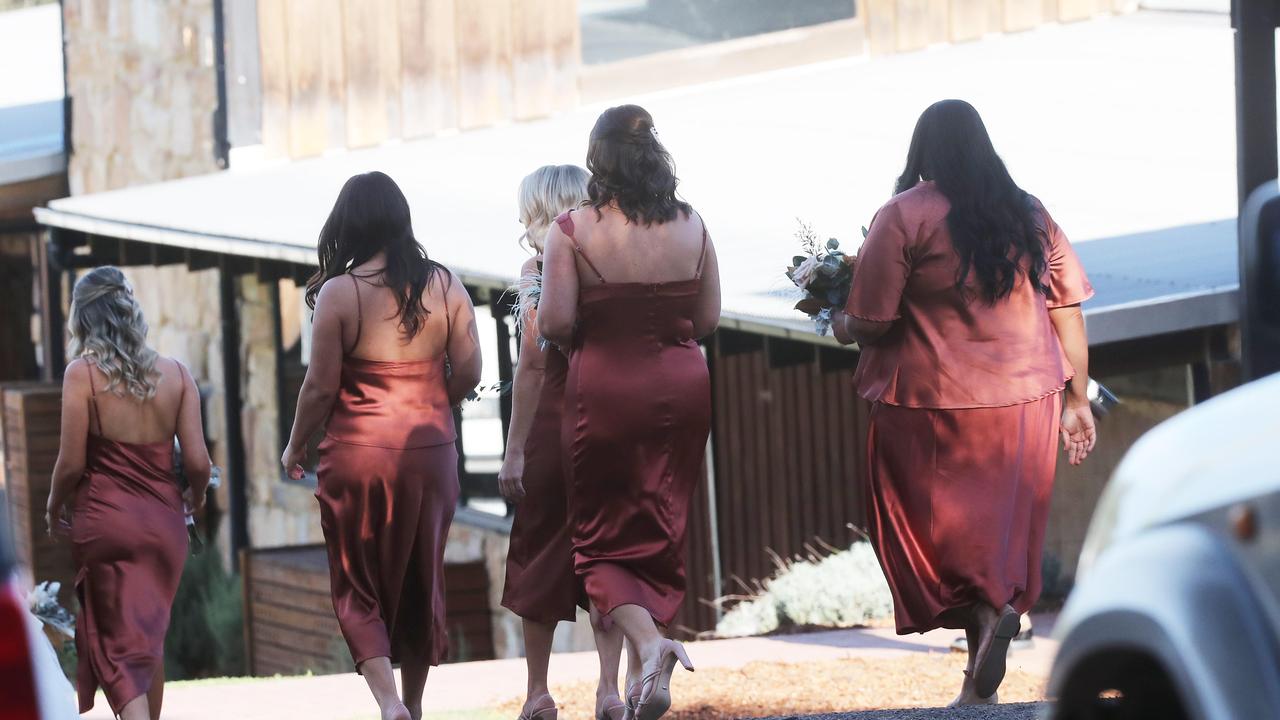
517;694;558;720
621;681;641;720
597;693;627;720
974;606;1020;699
632;640;694;720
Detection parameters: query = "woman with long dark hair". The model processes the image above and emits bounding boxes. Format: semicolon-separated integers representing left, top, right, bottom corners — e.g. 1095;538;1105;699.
282;171;482;720
46;266;211;720
499;164;627;720
834;100;1096;705
539;105;720;720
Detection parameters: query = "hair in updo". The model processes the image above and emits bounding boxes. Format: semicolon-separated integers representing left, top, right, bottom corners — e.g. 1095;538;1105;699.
68;266;160;400
586;104;692;226
518;164;589;253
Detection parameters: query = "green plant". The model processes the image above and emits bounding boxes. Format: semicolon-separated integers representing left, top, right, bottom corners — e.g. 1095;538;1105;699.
164;549;246;679
715;541;894;638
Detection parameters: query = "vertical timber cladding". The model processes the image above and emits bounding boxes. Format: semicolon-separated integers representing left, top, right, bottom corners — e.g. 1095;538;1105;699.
695;330;867;632
254;0;581;159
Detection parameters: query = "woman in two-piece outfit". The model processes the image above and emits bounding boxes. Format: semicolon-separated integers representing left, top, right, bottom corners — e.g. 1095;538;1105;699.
834;100;1097;705
282;172;482;720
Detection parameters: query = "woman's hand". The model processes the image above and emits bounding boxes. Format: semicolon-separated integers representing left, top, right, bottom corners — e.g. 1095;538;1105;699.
498;453;526;502
45;499;71;539
281;443;306;481
1060;397;1097;466
182;486;206;517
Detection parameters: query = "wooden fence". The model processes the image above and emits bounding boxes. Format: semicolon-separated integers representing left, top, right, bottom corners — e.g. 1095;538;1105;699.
240;0;580;159
862;0;1135;55
1;384;73;592
243;544;495;676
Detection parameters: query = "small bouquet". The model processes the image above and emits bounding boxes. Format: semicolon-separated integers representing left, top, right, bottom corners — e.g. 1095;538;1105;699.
786;221;861;335
28;581;75;638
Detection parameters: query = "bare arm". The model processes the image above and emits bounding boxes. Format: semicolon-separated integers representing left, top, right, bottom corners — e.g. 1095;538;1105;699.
281;279;347;477
175;360;212;511
444;273;483;406
498;306;548;502
46;360;90;535
1049;303;1096;465
538;226;580;348
692;234;722;339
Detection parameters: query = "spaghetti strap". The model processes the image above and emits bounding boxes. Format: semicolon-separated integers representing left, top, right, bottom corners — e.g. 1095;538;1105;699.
348;274;364;355
556;209;607;283
84;360;103;436
693;211;709;280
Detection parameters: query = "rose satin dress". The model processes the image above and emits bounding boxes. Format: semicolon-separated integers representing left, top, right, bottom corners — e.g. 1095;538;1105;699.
316;275;460;667
500;318;582;624
556;210;712;626
71;362;189;714
844;182;1093;634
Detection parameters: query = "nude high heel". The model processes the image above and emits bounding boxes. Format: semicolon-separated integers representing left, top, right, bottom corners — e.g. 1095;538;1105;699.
597;693;627;720
517;695;558;720
633;640;694;720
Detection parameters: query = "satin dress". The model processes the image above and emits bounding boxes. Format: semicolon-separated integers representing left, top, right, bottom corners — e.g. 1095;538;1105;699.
500;339;582;624
556;210;712;626
71;363;189;714
844;182;1093;634
316;275;460;667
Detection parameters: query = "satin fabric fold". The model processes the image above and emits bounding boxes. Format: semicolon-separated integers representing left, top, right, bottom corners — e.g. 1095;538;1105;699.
501;347;585;624
71;435;187;714
317;353;459;667
564;279;712;626
865;393;1061;634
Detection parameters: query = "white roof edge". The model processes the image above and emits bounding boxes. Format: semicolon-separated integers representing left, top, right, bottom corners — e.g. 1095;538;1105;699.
0;149;65;186
34;206;1240;346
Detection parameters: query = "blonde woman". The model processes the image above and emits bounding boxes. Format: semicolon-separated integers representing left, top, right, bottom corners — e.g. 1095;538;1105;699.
499;165;626;720
46;266;211;720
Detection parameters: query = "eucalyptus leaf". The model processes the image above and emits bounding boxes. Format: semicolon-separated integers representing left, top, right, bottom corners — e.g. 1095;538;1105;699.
826;238;840;251
861;226;870;239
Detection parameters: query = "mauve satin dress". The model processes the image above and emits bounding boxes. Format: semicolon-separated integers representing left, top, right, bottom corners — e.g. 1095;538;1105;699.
71;364;188;714
316;275;460;667
556;210;712;626
500;336;583;624
844;181;1093;634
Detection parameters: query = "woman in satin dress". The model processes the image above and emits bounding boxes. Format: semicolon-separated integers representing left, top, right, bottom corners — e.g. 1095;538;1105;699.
46;266;212;720
282;172;482;720
499;165;627;720
540;105;720;720
834;100;1097;705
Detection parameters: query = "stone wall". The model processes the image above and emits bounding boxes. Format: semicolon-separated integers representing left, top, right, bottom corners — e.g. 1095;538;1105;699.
62;0;221;194
238;274;323;547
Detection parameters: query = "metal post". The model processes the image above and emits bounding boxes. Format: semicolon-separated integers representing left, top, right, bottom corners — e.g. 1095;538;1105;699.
1234;0;1280;379
38;230;67;381
219;261;250;566
490;289;515;450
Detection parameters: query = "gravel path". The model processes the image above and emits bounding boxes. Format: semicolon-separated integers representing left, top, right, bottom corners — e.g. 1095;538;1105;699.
758;703;1048;720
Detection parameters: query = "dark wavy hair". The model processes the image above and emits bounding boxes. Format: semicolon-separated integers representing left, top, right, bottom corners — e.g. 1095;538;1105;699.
895;100;1048;303
586;105;692;226
306;171;446;339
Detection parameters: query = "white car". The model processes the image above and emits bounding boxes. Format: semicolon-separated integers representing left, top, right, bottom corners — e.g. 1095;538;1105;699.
1047;372;1280;719
0;509;77;720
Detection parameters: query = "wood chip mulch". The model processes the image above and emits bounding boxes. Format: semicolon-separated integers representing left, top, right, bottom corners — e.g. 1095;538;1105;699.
495;653;1045;720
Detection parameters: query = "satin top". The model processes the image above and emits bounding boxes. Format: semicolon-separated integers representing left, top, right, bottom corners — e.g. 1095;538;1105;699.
324;275;457;449
844;182;1093;409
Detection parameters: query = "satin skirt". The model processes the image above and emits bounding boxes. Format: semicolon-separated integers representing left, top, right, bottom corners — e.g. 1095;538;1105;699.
71;437;187;714
316;438;459;666
865;393;1061;635
500;402;581;623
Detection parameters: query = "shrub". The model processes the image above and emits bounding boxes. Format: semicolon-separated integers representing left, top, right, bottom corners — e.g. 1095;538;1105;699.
164;549;246;679
715;541;893;638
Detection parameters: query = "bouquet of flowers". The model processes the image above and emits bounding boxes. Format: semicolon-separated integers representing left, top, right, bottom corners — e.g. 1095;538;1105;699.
28;581;75;638
785;221;862;335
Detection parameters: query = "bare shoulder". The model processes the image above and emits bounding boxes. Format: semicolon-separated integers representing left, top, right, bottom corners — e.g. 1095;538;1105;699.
316;274;356;306
62;358;90;394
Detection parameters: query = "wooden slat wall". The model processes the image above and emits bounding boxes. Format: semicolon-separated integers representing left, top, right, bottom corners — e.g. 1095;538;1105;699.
1;385;74;592
865;0;1124;54
244;545;495;676
678;333;866;635
254;0;577;159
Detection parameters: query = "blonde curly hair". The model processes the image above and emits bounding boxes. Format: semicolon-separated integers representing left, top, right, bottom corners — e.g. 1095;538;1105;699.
517;164;589;253
68;266;160;400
